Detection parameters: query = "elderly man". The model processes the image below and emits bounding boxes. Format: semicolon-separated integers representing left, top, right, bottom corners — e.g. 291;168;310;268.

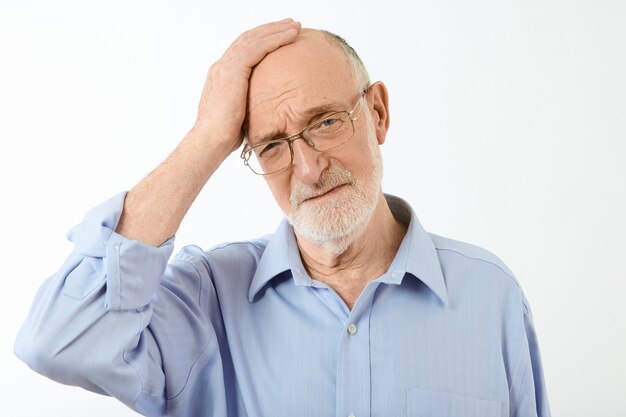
16;19;550;417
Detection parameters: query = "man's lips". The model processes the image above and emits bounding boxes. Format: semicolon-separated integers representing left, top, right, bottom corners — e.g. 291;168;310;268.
302;183;349;203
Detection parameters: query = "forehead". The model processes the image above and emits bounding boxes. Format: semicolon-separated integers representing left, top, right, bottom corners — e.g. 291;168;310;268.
246;31;357;139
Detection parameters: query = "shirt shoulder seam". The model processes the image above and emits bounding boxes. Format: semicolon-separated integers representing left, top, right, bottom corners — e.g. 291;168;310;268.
434;246;531;314
434;247;515;279
208;240;266;253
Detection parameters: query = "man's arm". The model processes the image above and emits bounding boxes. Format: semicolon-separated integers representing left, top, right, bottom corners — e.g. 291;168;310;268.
117;19;301;246
15;19;300;415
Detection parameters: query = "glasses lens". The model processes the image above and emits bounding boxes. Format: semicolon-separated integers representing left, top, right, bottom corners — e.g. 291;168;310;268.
304;112;354;151
246;140;291;175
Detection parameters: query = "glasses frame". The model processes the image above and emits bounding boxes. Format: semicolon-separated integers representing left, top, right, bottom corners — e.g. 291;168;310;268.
241;88;369;176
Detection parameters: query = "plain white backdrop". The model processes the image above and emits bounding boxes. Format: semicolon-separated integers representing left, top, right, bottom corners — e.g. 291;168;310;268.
1;0;624;416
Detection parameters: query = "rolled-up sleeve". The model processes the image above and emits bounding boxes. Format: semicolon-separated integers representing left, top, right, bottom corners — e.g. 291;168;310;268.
64;192;175;310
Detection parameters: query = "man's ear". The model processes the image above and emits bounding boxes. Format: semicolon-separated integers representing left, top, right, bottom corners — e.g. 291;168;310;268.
367;81;390;145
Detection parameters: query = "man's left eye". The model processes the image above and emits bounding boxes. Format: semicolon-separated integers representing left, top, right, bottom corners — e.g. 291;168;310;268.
320;118;338;127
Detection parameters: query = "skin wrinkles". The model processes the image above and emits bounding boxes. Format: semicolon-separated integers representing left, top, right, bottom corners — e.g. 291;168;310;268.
304;235;397;277
247;79;351;147
251;99;357;147
247;79;298;114
245;83;298;144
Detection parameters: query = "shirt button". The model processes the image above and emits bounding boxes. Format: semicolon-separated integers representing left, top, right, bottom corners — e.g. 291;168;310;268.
348;413;356;417
347;323;357;335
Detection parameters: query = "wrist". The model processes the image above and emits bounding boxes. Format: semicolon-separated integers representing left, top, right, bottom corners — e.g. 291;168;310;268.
190;119;242;150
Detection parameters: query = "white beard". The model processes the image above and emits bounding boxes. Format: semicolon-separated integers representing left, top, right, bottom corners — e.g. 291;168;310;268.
286;128;383;255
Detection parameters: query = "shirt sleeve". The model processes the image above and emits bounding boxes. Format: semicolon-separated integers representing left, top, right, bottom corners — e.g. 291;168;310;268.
509;298;551;417
14;192;228;416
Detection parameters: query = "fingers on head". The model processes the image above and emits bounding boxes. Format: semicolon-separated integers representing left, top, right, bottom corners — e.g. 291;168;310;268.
228;21;300;66
244;28;299;62
239;19;300;44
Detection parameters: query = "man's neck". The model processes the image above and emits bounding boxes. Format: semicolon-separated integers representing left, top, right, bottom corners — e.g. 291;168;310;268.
295;194;408;309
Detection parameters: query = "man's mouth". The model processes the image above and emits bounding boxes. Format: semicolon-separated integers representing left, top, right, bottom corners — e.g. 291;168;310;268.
302;183;349;203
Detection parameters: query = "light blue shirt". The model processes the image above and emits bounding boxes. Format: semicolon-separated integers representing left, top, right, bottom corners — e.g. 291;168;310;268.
15;192;550;417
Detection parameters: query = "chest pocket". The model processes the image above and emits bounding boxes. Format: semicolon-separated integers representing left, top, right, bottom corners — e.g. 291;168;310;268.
407;388;502;417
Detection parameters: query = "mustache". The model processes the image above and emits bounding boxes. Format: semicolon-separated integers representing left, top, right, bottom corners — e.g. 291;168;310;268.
290;166;356;209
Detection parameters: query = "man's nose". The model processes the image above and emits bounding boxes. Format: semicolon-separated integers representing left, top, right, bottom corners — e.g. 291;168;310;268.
290;137;328;185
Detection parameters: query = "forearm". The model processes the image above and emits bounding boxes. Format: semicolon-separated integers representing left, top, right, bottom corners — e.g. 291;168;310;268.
116;126;233;247
116;19;301;247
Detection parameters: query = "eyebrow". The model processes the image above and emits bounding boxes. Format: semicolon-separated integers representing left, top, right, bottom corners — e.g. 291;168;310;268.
250;102;344;145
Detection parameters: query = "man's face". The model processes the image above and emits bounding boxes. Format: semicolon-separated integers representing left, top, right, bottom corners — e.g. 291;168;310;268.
246;30;388;251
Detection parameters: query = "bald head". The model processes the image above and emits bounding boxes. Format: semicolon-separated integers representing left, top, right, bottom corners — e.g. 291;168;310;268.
249;28;369;105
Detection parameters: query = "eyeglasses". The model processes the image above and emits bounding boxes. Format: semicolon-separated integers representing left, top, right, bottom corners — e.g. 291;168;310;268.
241;90;367;175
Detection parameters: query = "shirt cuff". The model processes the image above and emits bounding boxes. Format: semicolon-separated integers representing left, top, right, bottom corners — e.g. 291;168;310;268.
66;192;176;311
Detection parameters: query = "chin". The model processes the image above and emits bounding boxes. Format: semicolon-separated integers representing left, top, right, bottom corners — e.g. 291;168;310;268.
287;183;380;255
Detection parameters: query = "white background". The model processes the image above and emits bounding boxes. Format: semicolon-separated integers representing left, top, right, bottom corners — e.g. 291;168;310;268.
1;0;624;416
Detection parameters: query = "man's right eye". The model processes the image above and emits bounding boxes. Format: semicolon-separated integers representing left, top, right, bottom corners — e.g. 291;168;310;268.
258;141;282;158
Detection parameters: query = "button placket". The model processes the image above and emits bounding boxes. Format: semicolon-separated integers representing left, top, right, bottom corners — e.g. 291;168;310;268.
336;282;380;417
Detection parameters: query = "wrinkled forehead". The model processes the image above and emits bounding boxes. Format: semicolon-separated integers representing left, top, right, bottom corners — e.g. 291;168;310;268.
244;30;357;140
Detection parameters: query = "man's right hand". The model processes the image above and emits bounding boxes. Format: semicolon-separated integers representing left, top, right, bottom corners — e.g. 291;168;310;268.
115;19;300;246
193;18;301;154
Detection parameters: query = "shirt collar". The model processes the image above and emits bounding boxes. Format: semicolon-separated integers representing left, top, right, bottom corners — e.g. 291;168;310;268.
248;194;448;306
248;219;311;301
383;195;449;305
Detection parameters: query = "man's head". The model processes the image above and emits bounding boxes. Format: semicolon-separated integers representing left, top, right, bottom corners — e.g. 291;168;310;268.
245;29;390;254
